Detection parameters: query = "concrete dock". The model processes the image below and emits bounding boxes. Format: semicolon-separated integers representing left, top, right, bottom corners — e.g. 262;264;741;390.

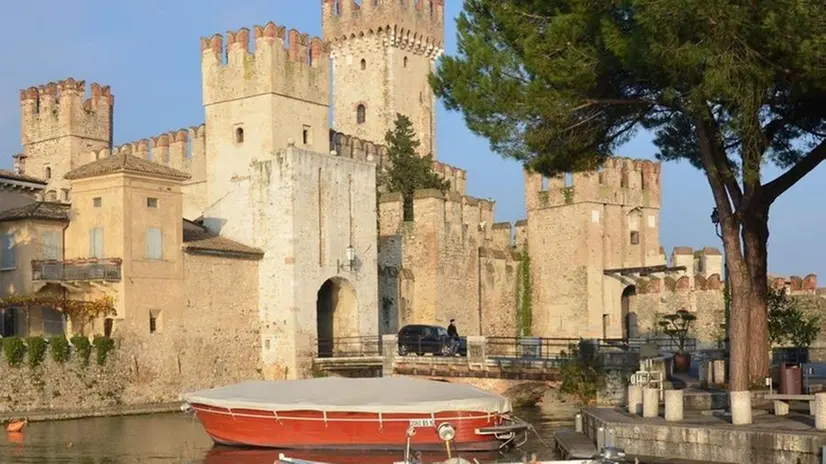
579;406;826;464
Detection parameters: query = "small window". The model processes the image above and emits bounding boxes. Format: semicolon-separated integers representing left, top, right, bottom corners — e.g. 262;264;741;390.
360;59;366;70
104;318;114;337
620;170;629;188
357;105;366;124
93;197;102;208
147;197;158;208
235;127;244;143
403;56;408;68
149;311;160;334
630;231;640;245
303;125;311;145
45;166;52;180
1;232;16;269
145;227;162;260
89;227;104;258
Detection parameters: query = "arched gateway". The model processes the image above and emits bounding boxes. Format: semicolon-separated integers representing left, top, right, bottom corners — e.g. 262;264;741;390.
621;285;638;339
316;277;358;357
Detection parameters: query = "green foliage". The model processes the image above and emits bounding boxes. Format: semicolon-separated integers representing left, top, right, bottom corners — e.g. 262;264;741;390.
516;248;533;336
377;113;450;220
49;336;70;363
768;289;821;348
559;341;606;406
561;187;574;204
71;335;92;366
26;336;48;368
93;336;115;366
2;337;26;367
658;309;697;353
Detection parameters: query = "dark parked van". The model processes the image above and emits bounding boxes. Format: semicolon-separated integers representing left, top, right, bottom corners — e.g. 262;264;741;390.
397;324;467;356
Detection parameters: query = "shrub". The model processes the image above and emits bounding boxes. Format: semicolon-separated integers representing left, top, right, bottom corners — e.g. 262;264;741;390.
93;336;115;366
2;337;26;368
26;336;48;368
559;340;606;406
49;336;71;363
70;335;92;366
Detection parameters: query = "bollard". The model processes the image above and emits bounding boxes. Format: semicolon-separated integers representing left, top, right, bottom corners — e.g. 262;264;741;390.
730;391;752;425
643;387;659;418
699;360;712;388
713;360;726;386
664;390;684;422
815;392;826;430
627;385;643;415
575;413;583;433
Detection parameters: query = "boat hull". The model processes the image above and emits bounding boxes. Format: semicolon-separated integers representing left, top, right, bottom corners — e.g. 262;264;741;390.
190;403;512;451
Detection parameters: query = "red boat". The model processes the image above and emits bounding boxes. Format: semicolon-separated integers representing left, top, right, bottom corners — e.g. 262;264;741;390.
180;377;528;452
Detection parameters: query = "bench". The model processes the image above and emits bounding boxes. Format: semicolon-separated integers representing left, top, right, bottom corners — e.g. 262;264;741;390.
765;394;815;415
802;363;826;393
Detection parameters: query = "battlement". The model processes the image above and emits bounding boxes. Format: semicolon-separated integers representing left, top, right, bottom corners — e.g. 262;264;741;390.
330;130;466;194
201;22;330;106
20;78;113;146
322;0;444;56
770;274;819;293
524;157;661;211
84;124;207;183
379;188;514;249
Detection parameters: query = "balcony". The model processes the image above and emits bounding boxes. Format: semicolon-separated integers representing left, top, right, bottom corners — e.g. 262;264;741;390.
31;258;122;283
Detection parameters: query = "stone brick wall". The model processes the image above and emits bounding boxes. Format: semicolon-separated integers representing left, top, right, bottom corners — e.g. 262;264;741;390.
378;188;520;337
0;252;262;414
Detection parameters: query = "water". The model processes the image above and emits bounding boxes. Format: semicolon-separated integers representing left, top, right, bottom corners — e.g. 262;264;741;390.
0;407;571;463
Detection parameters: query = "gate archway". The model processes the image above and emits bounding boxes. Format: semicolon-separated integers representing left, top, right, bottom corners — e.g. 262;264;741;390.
316;277;358;357
621;285;638;339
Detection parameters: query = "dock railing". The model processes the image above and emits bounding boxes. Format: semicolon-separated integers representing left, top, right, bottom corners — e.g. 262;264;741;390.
315;336;382;359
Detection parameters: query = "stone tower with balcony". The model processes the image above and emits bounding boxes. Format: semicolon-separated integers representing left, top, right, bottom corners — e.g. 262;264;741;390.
322;0;444;157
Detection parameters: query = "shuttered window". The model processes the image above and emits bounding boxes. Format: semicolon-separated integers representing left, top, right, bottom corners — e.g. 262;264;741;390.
89;227;104;258
1;232;15;268
146;228;162;260
41;231;61;260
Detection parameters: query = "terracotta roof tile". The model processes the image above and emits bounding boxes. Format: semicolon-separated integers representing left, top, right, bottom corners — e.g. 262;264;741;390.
182;220;263;258
0;169;46;185
65;154;190;181
0;202;70;222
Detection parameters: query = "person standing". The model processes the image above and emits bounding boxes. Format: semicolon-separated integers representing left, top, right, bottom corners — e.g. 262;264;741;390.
447;319;459;355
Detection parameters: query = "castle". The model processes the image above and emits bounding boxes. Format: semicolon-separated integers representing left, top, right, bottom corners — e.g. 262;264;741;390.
2;0;822;396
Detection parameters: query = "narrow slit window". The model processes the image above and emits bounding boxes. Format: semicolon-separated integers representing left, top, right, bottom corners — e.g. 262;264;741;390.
356;105;366;124
235;127;244;143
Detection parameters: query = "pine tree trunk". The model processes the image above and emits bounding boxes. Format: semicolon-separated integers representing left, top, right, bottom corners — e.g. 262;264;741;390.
743;208;771;386
721;220;751;392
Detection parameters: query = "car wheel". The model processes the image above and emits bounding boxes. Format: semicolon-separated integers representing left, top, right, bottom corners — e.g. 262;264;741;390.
440;344;452;357
398;344;408;356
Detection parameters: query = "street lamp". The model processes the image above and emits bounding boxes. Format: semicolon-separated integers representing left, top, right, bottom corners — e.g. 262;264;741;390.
711;207;729;352
338;245;356;273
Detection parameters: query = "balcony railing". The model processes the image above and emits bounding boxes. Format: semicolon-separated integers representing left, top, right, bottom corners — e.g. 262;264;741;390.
31;259;122;282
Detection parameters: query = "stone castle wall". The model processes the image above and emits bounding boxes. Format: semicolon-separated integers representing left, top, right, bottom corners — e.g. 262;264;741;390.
378;187;521;337
0;252;262;414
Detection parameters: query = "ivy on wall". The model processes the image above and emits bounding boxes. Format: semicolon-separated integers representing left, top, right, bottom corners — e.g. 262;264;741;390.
516;247;533;336
0;294;116;335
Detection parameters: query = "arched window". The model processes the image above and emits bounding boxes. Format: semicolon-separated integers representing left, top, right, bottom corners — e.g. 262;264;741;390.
356;105;366;124
403;56;408;68
235;127;244;143
360;59;366;70
45;166;51;180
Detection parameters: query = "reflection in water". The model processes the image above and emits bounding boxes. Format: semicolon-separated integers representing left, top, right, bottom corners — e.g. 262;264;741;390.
0;407;569;463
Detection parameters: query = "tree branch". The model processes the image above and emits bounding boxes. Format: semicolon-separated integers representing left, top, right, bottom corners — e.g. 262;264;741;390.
763;138;826;204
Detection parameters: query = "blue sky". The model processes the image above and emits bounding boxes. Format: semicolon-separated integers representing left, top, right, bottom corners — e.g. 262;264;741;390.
1;1;823;279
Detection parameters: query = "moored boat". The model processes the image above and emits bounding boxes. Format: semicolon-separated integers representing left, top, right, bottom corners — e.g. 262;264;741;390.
181;377;529;451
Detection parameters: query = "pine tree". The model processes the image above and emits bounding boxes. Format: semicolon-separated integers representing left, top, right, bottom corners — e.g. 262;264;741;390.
379;113;450;220
430;0;826;391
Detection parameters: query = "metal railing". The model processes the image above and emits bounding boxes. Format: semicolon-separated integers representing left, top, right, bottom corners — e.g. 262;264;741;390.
315;336;382;358
625;336;698;354
485;337;630;359
32;259;122;282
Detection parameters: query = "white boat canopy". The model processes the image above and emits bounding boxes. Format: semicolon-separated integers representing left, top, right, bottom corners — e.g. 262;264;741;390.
181;377;513;415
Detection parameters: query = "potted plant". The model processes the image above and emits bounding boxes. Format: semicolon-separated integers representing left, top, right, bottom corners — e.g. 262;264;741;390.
658;309;697;373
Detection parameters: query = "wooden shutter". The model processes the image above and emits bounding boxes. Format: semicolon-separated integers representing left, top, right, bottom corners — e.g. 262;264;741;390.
146;228;162;259
89;227;103;258
42;231;61;260
0;232;14;268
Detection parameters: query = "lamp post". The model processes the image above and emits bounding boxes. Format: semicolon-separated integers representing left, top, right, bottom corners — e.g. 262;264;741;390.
338;245;356;273
710;207;730;353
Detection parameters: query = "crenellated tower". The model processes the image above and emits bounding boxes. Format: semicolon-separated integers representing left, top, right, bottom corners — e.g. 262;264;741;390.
322;0;444;158
200;22;330;205
523;158;664;339
18;79;113;200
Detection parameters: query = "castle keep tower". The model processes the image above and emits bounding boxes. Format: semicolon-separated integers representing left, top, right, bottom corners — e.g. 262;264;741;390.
201;22;330;204
18;79;113;199
523;159;663;339
322;0;444;157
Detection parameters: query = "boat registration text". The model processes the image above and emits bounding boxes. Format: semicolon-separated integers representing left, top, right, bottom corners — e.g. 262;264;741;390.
409;418;435;428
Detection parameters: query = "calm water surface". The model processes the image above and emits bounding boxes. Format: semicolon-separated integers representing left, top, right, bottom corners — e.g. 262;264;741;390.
0;407;571;463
